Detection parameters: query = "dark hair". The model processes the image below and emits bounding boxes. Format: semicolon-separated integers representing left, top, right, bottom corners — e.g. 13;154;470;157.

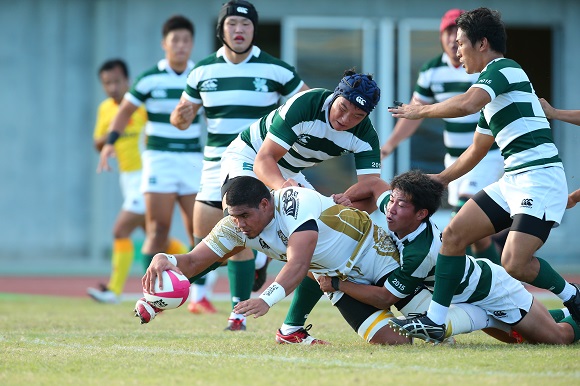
333;68;380;114
390;170;444;220
225;176;271;209
98;59;128;78
162;15;194;38
456;7;506;55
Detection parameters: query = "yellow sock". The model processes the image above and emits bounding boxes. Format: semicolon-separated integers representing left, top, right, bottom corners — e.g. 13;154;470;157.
166;238;189;254
107;238;134;296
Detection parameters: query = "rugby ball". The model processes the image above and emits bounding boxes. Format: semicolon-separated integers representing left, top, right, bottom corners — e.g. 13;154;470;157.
143;270;190;310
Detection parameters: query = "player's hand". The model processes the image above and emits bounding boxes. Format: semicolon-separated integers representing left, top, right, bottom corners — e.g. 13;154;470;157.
233;298;270;318
97;144;116;173
280;178;300;189
388;102;423;120
567;194;577;209
539;98;556;120
172;100;194;129
380;143;394;160
316;276;334;292
142;253;182;294
427;173;448;188
331;193;352;207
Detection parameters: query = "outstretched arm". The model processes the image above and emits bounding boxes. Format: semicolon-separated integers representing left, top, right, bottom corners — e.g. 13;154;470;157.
539;98;580;126
318;276;400;310
381;96;426;159
335;175;390;212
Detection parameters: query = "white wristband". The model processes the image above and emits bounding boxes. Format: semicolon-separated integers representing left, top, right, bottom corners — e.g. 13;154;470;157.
161;253;177;266
259;282;286;307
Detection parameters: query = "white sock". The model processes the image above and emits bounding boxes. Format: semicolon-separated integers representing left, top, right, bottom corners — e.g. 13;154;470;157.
229;312;246;323
428;301;449;325
255;251;268;270
280;323;302;335
189;283;206;303
557;283;577;302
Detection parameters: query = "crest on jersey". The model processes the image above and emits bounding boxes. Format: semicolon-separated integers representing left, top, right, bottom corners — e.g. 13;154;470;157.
282;189;299;219
200;79;218;91
296;134;312;146
258;238;270;250
254;78;268;92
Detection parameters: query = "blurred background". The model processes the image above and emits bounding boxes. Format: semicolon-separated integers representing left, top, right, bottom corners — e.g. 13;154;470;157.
1;0;579;276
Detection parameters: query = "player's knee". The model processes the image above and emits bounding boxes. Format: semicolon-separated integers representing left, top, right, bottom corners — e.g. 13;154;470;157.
441;224;469;249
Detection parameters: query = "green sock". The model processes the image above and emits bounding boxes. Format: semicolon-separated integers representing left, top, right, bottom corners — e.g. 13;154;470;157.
549;308;567;323
284;276;323;326
561;316;580;342
529;257;566;294
228;259;255;308
473;243;501;265
142;254;154;272
432;254;466;307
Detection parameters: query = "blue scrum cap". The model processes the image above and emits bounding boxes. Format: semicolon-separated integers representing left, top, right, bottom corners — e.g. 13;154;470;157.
333;70;380;114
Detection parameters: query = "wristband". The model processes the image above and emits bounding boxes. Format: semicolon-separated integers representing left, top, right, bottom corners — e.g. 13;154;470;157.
161;253;177;266
331;276;340;291
106;131;120;145
259;281;286;307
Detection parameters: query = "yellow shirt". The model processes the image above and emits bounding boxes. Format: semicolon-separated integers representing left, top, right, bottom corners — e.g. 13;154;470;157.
93;98;148;172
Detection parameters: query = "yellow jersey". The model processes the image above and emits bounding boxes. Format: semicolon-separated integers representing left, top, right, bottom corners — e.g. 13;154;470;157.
93;98;148;172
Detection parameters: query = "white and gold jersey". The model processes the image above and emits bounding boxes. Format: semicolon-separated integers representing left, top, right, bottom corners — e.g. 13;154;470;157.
204;187;399;281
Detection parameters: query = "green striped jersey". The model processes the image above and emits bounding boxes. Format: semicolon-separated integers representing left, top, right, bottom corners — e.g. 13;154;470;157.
473;58;562;174
183;46;303;162
376;191;493;301
415;53;498;157
240;88;381;174
125;59;201;141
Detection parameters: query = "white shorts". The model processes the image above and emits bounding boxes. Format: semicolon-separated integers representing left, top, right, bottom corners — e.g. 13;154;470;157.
483;166;567;226
220;137;314;190
120;170;145;214
140;150;203;195
445;149;504;206
453;259;533;325
196;159;222;202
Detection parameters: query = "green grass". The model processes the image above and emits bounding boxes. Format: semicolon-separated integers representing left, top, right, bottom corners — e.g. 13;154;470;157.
1;294;578;385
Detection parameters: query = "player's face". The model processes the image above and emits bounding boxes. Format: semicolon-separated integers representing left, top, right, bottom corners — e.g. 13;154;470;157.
456;28;481;74
162;29;193;66
328;96;368;131
223;16;253;54
441;26;460;67
100;66;129;104
228;200;269;239
385;189;424;239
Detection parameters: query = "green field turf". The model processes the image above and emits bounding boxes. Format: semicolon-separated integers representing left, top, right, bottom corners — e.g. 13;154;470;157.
1;294;579;385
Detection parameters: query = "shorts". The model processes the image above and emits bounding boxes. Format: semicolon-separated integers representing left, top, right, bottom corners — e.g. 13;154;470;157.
119;170;145;215
452;259;533;325
140;150;202;195
483;166;567;226
220;136;314;190
445;149;504;206
196;159;222;202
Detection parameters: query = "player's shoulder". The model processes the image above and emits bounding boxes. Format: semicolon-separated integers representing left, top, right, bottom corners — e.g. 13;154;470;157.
193;52;223;69
420;54;446;71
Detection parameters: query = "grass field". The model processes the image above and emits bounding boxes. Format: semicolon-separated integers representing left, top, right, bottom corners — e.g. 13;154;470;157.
1;294;579;385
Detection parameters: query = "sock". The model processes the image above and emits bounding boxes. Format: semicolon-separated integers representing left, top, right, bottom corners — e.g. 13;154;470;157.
283;276;323;327
560;316;580;342
549;308;570;323
166;238;189;254
190;281;207;303
142;254;154;272
473;242;501;265
107;238;133;296
255;251;268;270
429;254;466;324
529;257;567;296
229;312;246;324
227;259;255;309
280;323;303;335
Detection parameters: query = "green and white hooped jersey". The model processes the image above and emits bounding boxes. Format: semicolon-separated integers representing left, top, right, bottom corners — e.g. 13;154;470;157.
125;59;202;152
473;58;562;174
376;191;494;302
240;88;381;175
414;53;498;157
183;46;304;162
204;187;398;277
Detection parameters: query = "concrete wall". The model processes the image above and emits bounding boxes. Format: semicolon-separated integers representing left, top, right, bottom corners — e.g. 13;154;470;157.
0;0;579;269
